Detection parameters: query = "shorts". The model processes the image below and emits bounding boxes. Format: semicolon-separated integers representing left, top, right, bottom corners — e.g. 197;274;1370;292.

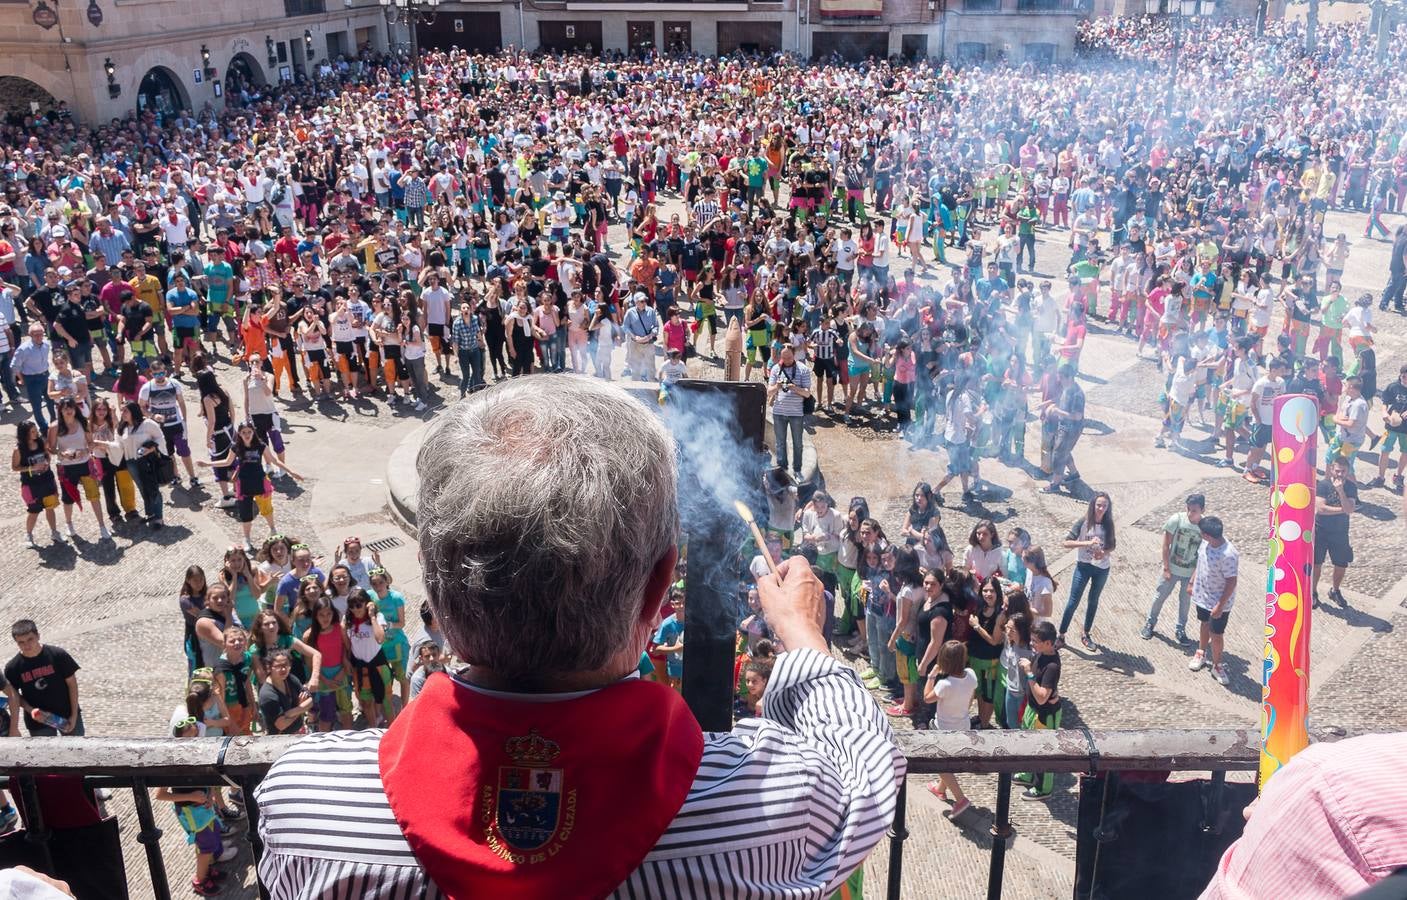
894;636;919;686
1382;431;1407;454
193;823;223;855
68;342;93;368
1314;528;1353;568
174;325;199;345
971;656;1001;704
847;360;870;379
427;323;446;339
23;489;59;514
207;302;235;320
1327;437;1359;464
1251;424;1273;449
814;357;838;380
237;493;274;523
947;442;974;475
1195;605;1230;635
315;679;353;723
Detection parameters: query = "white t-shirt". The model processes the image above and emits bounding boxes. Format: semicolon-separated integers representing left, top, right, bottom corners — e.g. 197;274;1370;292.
1252;375;1285;423
347;613;387;662
421;286;453;326
834;240;858;272
931;668;977;731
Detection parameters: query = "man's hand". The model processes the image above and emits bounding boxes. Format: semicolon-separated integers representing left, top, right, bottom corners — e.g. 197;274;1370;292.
755;555;826;654
1162;566;1172;582
1211;600;1226;618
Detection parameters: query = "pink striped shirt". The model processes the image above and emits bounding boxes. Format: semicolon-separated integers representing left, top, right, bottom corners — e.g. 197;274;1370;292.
1201;732;1407;899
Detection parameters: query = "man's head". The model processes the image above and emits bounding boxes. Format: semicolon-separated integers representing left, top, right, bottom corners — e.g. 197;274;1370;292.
1186;494;1205;524
417;377;679;682
1199;515;1225;546
11;620;40;658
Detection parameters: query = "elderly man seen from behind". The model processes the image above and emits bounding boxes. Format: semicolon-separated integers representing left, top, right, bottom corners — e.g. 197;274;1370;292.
255;375;904;899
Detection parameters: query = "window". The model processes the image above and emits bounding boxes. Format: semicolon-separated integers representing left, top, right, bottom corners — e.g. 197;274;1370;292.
963;0;999;9
1024;42;1056;64
956;42;987;62
284;0;325;16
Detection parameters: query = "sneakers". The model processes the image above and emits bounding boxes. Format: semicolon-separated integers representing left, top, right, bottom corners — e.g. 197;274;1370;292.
1211;663;1230;686
1139;622;1154;641
191;877;221;896
414;401;428;412
1080;632;1096;652
22;533;35;549
1021;787;1052;801
125;510;142;522
947;798;972;819
65;524;78;539
1173;627;1191;646
1329;588;1346;606
1214;457;1234;468
1153;436;1166;448
216;496;238;509
884;703;910;717
1366;476;1386;489
99;526;112;542
50;529;66;545
1188;650;1207;672
216;844;239;864
189;476;200;489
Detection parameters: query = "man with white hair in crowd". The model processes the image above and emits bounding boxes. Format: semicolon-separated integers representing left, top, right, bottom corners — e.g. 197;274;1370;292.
256;375;904;898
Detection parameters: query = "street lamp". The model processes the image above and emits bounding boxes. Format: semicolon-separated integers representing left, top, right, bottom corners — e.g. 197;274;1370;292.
104;57;120;98
1163;5;1183;120
266;35;277;68
304;29;316;60
380;0;440;114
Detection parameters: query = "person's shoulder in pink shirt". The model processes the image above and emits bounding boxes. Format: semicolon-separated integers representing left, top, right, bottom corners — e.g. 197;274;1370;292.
1201;732;1407;899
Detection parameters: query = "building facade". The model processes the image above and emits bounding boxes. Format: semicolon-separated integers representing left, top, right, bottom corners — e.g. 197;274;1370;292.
409;0;1091;64
0;0;390;122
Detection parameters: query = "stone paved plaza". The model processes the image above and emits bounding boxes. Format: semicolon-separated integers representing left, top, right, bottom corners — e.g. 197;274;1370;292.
1;199;1404;898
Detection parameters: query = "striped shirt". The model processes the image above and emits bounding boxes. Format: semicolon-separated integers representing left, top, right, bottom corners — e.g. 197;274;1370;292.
254;648;903;898
1200;731;1407;899
691;199;720;225
812;328;839;361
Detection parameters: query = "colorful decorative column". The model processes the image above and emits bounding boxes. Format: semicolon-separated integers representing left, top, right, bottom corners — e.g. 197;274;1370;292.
1260;393;1318;788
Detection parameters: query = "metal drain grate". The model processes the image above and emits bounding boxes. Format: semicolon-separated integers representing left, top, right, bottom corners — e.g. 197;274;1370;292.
365;535;405;553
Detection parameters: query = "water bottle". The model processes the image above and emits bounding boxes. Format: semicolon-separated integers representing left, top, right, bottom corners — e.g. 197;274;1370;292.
36;710;69;732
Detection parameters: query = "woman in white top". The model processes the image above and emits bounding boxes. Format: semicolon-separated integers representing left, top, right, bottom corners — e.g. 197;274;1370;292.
589;297;618;380
566;294;591;374
963;519;1004;580
1058;491;1116;651
1021;546;1056;623
924;640;978;819
798;491;844;570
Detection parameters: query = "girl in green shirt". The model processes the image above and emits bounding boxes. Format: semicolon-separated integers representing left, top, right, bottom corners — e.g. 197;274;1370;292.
1316;280;1349;363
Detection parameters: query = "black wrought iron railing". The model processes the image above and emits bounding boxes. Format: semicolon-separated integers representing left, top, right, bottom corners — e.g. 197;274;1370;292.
0;728;1265;900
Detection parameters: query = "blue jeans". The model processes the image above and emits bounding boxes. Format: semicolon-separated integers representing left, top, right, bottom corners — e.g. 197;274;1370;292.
865;609;897;687
550;329;567;372
773;412;804;475
0;352;18;403
23;373;52;432
1059;561;1110;636
456;347;484;396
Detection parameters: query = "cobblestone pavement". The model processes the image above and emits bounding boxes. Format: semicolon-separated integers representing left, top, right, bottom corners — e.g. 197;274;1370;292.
0;196;1404;898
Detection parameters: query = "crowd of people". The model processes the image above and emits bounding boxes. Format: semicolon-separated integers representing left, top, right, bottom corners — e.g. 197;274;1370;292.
1;10;1405;895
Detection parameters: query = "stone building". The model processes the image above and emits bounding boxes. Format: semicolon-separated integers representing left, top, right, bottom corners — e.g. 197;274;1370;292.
0;0;389;122
409;0;1092;64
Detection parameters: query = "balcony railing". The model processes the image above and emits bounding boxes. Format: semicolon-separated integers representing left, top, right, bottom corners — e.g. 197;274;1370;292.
0;729;1269;900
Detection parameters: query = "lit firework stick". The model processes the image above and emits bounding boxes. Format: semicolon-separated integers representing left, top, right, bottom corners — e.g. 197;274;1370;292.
1260;393;1318;789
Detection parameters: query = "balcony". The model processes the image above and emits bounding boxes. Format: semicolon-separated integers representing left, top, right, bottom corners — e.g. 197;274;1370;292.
0;728;1270;900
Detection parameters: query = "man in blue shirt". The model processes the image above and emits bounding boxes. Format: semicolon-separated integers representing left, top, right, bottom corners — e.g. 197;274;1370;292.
9;325;52;431
166;272;201;374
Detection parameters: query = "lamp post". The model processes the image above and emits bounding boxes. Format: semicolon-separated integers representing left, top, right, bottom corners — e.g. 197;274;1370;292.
380;0;440;114
1163;3;1183;121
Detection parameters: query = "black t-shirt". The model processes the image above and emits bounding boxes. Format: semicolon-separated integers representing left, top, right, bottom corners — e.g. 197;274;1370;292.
1382;381;1407;435
967;602;1003;661
53;301;90;346
913;599;953;676
1315;477;1357;536
4;645;80;724
259;674;305;735
1028;651;1061;716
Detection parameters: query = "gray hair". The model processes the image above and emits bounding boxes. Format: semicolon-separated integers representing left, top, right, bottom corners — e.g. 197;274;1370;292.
417;375;679;679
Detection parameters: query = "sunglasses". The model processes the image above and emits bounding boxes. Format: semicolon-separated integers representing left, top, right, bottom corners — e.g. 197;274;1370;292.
173;716;198;729
290;543;309;551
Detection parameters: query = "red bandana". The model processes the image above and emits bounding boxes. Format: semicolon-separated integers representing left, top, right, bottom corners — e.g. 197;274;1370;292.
379;672;704;900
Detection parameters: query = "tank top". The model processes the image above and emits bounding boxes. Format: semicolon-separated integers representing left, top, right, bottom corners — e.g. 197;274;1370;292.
315;626;344;670
967;601;1003;661
19;445;52;489
234;444;265;498
56;428;90;467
